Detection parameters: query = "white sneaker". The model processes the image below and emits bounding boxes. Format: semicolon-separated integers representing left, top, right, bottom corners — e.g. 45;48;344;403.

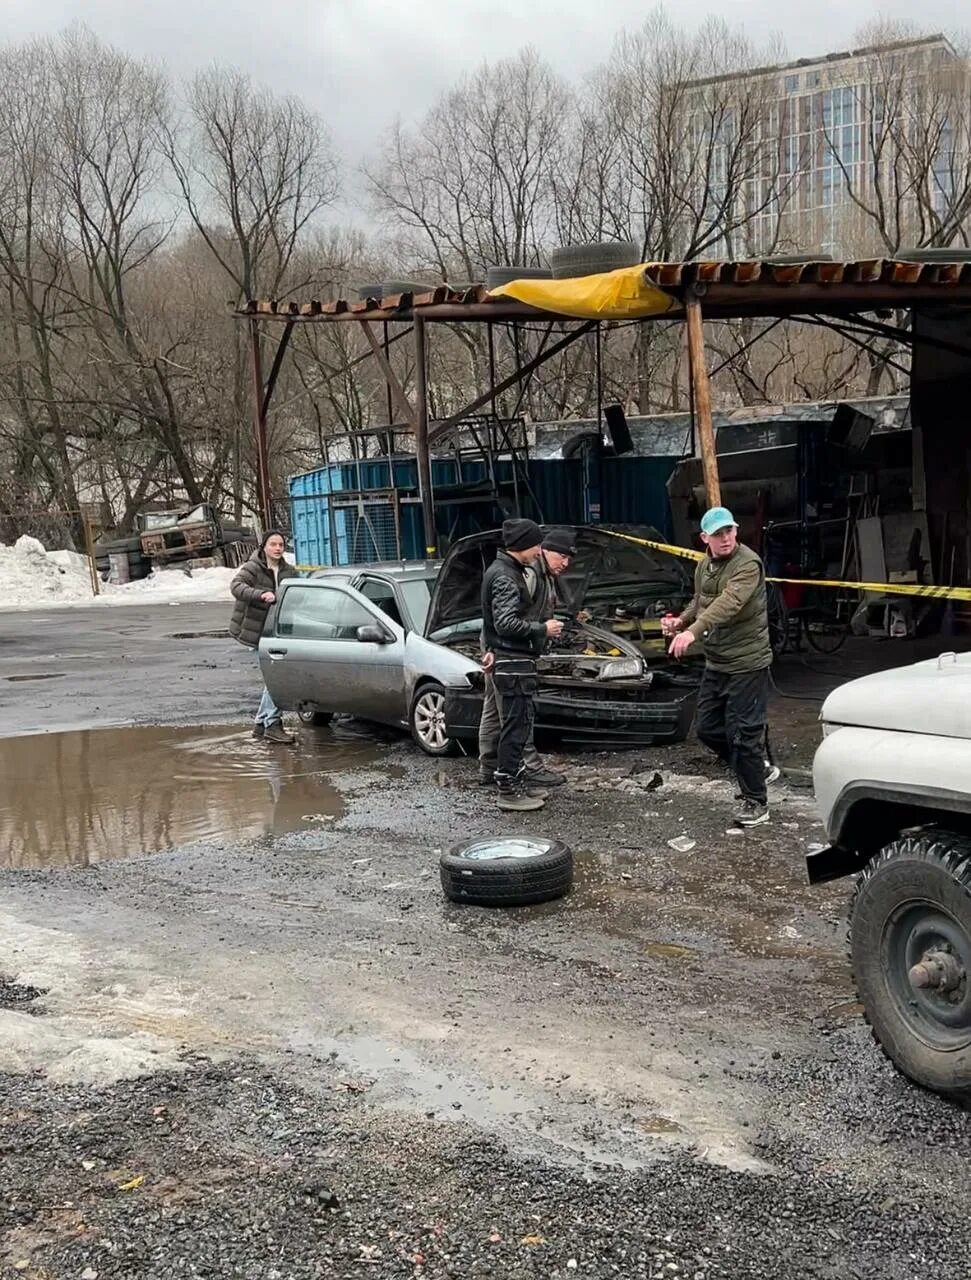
765;762;781;785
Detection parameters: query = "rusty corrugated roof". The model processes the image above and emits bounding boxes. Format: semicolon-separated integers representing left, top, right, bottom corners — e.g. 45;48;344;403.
237;258;971;324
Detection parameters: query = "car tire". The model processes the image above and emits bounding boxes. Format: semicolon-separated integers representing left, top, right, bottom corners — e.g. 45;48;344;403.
484;266;553;289
296;702;334;726
849;830;971;1103
409;682;459;757
549;241;641;279
440;837;573;908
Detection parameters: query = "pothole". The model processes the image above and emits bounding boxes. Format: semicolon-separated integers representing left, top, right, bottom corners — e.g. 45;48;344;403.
6;673;66;683
168;630;230;640
0;724;385;869
0;975;48;1012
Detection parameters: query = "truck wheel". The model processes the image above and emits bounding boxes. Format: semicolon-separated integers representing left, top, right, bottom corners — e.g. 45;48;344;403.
849;831;971;1103
410;682;459;757
440;837;573;907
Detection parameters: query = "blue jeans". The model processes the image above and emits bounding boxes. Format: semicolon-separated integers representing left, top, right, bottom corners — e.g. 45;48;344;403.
253;652;281;726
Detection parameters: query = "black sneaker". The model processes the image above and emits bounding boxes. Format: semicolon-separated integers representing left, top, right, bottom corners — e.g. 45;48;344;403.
765;762;781;785
478;769;496;787
735;801;769;828
523;765;566;788
252;724;265;740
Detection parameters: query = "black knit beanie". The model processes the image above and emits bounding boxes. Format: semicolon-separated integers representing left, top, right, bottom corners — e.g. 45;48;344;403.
542;527;577;556
260;529;286;554
502;518;543;551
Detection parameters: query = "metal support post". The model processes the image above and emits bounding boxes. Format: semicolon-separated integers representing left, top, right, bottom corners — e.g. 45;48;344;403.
249;319;272;530
414;317;437;557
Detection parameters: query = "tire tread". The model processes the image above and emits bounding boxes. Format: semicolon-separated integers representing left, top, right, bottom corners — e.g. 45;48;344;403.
849;827;971;1105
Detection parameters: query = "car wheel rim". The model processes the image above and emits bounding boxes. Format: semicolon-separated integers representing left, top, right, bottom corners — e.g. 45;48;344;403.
459;839;554;861
415;690;448;750
883;901;971;1051
296;702;316;724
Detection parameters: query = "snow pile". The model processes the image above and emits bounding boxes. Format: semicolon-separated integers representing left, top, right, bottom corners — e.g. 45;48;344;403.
0;536;99;608
0;535;239;611
101;565;237;604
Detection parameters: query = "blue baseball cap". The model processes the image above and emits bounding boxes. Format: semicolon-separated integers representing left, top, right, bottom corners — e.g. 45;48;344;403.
700;506;737;536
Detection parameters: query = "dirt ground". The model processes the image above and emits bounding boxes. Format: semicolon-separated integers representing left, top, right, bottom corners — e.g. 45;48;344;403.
1;605;969;1279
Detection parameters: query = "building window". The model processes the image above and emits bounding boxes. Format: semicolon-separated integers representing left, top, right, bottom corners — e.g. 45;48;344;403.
785;74;800;94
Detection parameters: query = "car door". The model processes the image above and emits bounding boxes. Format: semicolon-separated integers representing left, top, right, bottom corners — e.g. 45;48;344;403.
259;580;408;723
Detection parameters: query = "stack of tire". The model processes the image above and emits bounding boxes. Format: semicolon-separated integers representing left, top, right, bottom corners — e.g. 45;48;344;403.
94;532;151;583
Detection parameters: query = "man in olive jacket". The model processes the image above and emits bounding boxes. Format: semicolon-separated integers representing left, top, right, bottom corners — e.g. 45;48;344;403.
664;507;775;827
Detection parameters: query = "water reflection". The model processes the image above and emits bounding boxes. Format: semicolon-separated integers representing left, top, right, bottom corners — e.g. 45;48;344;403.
0;725;380;869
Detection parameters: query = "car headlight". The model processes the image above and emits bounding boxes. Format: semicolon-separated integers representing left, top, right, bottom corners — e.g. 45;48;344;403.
598;657;643;680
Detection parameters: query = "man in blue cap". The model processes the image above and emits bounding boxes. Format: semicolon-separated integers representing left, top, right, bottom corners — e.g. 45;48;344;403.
662;507;776;827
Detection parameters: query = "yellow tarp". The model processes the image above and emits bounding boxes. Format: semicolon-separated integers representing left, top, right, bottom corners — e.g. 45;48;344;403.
488;263;679;320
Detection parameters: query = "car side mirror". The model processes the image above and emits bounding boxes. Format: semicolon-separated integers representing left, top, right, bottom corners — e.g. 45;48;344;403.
357;623;391;644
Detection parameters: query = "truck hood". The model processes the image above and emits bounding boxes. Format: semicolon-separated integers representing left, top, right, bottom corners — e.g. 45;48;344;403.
425;524;691;636
821;651;971;739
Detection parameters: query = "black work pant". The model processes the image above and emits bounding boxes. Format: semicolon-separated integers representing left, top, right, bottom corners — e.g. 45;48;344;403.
494;672;538;783
695;667;769;805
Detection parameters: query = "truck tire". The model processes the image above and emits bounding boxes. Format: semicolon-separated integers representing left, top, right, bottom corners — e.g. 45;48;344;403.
440;837;573;907
549;241;640;279
849;830;971;1103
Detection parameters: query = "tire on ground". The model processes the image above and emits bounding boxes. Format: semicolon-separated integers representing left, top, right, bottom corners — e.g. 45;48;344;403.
849;830;971;1103
549;241;640;279
485;266;553;289
440;837;573;908
410;681;459;757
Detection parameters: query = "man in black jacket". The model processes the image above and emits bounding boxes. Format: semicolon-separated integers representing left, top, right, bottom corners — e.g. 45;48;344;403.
478;527;576;789
481;519;563;811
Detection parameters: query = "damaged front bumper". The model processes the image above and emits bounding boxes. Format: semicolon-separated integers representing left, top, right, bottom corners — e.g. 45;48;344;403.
445;670;699;749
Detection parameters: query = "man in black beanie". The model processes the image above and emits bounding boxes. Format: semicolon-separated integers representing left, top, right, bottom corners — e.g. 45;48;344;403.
481;519;563;811
479;527;577;789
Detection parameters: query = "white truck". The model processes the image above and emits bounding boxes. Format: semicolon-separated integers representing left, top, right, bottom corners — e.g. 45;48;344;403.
810;650;971;1103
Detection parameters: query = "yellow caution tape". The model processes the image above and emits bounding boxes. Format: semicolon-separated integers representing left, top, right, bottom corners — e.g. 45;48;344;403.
599;529;971;603
296;533;971;603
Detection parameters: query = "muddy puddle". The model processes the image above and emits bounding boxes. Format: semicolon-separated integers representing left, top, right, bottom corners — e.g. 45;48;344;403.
0;725;384;870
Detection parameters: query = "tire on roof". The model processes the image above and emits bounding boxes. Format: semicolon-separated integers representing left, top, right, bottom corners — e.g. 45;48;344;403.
485;266;553;289
549;241;640;279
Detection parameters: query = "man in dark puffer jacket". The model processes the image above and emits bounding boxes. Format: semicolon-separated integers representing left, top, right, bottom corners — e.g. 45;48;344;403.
230;530;298;743
664;507;776;828
481;519;563;812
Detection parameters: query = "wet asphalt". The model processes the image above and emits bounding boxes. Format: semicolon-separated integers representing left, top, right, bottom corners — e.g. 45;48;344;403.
1;604;969;1278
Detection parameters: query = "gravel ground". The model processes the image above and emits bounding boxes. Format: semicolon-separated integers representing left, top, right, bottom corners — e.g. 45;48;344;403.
2;606;970;1278
2;1046;968;1280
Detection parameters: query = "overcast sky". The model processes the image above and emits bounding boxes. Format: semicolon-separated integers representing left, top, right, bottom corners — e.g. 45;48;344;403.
4;0;966;213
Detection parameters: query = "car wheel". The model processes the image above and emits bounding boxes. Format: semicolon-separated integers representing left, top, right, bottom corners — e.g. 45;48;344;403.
440;837;573;908
849;830;971;1103
296;702;334;726
409;682;459;757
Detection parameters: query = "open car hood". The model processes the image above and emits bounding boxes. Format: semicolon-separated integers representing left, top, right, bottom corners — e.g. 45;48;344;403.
425;524;692;638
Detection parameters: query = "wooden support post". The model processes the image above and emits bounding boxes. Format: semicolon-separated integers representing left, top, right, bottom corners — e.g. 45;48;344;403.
249;319;272;530
685;293;721;509
81;511;100;598
413;316;437;557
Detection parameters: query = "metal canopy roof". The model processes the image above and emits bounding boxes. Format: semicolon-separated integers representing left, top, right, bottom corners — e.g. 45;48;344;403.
236;258;971;325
